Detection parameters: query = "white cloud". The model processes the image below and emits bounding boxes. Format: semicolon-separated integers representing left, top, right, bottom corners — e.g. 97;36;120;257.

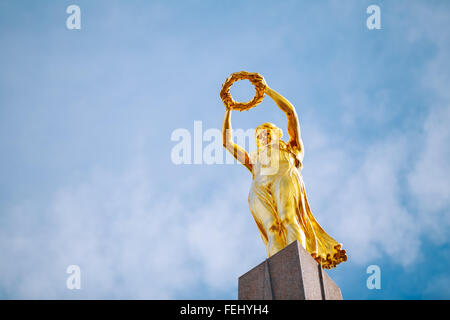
407;2;450;245
0;156;262;298
311;2;450;268
304;130;421;267
408;106;450;244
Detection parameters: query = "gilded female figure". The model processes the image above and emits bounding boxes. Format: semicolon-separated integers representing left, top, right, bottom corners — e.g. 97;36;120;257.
222;75;347;269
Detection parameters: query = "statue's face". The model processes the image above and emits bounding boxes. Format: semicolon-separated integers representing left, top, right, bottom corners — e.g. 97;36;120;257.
256;128;279;148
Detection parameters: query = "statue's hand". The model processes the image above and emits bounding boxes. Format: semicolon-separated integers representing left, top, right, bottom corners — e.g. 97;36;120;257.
254;73;268;91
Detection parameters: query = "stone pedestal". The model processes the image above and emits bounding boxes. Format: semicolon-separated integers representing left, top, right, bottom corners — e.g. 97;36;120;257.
238;241;343;300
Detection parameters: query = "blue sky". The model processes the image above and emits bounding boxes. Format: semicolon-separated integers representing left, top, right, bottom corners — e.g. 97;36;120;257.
0;0;449;299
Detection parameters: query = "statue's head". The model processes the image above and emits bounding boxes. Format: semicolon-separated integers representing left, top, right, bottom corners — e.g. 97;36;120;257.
255;122;283;148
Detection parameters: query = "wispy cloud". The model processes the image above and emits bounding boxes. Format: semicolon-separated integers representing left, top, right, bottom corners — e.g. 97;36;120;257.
0;153;264;298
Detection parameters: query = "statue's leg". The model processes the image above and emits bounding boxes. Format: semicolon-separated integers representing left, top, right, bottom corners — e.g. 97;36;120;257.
266;218;286;256
272;176;306;249
281;209;306;249
249;187;284;256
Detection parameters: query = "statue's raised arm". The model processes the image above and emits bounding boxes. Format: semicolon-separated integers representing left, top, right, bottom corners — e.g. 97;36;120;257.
222;108;253;173
264;84;304;161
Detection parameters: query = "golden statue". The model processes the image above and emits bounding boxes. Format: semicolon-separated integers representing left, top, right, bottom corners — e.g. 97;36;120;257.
220;71;347;269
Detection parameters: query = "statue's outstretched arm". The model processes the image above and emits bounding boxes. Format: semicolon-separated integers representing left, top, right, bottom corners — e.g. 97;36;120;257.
222;109;253;173
265;87;304;158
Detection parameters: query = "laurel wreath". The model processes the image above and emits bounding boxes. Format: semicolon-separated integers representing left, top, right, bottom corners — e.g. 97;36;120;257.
220;71;266;111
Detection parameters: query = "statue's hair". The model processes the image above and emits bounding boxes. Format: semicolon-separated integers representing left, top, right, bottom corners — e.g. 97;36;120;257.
255;122;283;139
255;122;302;168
